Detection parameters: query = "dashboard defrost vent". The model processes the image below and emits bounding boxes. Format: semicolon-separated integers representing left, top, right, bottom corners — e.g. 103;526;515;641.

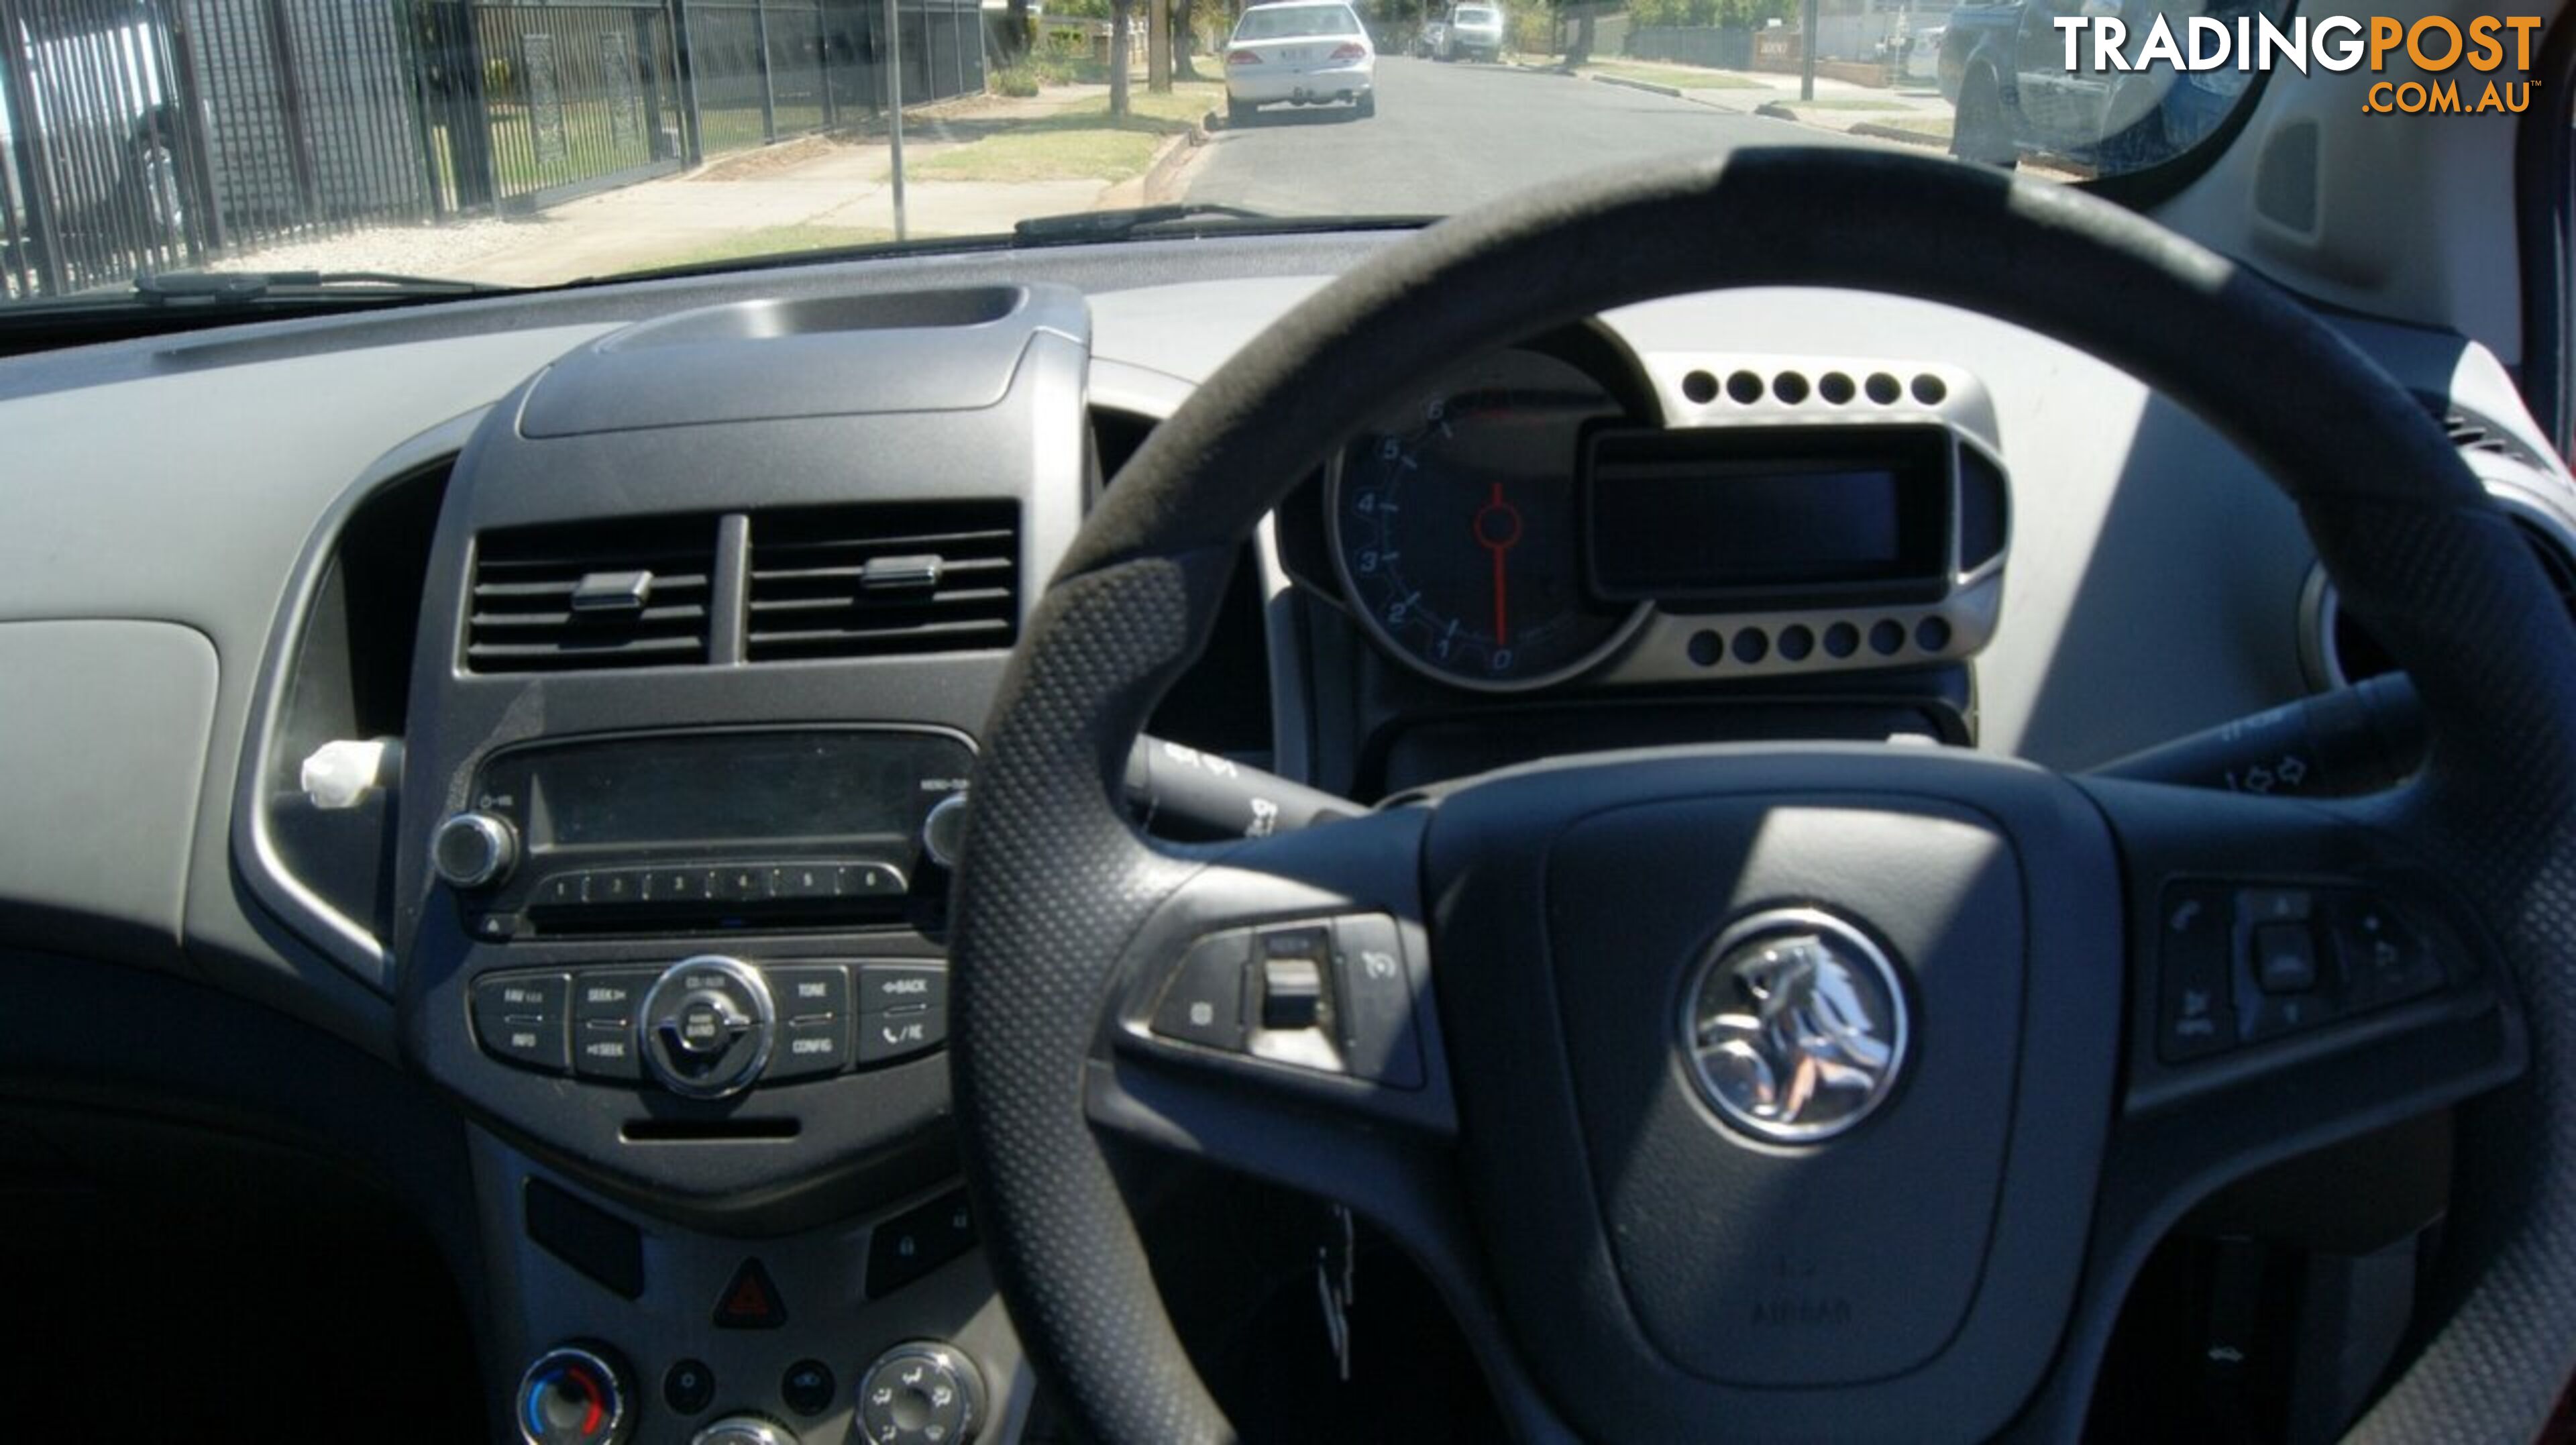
745;502;1020;661
467;517;715;672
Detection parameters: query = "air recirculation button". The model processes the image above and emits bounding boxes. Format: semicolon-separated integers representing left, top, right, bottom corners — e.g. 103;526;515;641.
640;957;775;1098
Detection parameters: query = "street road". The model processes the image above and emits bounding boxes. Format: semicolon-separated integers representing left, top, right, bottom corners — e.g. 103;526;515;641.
1183;56;1896;217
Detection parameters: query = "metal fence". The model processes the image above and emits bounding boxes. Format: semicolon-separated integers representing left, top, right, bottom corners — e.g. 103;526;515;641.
2;0;988;298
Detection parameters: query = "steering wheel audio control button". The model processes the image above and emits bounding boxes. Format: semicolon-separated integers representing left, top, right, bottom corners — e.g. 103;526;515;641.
2155;884;2235;1063
857;1342;985;1445
641;957;775;1098
1333;913;1426;1088
515;1343;633;1445
1150;930;1250;1051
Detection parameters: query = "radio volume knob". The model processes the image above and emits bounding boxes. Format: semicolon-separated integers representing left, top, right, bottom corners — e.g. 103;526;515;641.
433;810;519;890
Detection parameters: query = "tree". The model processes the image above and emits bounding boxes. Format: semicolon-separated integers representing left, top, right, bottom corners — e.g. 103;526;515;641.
1173;0;1202;80
1110;0;1134;116
1001;0;1032;62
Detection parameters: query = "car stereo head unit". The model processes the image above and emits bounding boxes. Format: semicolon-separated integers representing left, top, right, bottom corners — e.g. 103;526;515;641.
430;727;973;940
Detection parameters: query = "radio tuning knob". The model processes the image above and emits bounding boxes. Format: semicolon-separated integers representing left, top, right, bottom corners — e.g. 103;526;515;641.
920;794;969;869
433;810;519;890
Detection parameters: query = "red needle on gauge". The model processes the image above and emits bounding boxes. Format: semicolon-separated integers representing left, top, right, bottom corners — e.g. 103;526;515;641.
1473;482;1523;646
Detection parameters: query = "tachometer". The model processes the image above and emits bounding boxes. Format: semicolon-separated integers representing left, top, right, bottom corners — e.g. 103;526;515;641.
1328;350;1646;690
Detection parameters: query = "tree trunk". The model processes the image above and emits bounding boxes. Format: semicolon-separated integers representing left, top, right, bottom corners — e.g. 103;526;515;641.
1173;0;1201;80
1110;0;1133;117
1571;9;1595;62
1002;0;1030;62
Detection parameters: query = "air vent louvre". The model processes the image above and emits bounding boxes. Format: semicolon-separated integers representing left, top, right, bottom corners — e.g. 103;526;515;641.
745;502;1020;661
467;517;715;672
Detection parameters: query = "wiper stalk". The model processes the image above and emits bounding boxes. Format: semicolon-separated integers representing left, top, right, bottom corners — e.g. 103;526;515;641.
1012;203;1271;244
131;269;504;305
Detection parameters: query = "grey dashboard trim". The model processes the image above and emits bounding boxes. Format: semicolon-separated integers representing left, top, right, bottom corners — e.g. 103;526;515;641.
231;408;490;993
0;618;218;969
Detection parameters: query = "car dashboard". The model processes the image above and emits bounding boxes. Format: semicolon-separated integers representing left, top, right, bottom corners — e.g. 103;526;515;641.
0;231;2568;1444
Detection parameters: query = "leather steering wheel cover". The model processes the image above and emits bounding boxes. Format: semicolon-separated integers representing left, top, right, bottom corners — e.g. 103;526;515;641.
949;148;2576;1443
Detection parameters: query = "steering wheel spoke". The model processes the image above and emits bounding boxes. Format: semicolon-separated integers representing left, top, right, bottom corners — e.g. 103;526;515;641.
1090;807;1456;1211
2001;775;2530;1439
2082;775;2520;1123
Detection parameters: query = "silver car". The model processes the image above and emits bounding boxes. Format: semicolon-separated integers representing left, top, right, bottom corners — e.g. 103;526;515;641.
1224;1;1378;123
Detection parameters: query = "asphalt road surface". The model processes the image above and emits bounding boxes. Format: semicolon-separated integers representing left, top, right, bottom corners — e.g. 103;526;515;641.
1183;57;1892;217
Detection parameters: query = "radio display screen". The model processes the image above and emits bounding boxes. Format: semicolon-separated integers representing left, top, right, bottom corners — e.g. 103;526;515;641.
508;731;975;851
1583;424;1953;600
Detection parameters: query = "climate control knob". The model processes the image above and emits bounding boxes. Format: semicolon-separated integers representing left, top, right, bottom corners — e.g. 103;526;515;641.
640;956;775;1098
856;1342;985;1445
432;810;519;890
692;1414;798;1445
515;1343;632;1445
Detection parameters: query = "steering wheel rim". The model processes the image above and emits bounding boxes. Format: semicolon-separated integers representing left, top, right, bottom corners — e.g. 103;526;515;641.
949;148;2576;1442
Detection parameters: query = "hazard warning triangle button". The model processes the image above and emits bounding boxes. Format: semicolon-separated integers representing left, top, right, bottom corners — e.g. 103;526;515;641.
712;1257;787;1329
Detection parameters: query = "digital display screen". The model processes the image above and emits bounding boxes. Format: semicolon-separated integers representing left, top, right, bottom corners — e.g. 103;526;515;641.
1585;426;1951;600
504;731;975;851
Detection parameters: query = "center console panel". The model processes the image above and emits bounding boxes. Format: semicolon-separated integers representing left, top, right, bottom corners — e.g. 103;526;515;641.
392;284;1092;1443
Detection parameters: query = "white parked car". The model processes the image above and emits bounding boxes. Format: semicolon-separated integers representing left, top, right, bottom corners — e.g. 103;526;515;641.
1437;3;1505;62
1224;1;1377;124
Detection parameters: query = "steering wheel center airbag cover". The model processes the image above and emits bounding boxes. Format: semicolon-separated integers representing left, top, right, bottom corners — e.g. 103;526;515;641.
1424;752;2115;1420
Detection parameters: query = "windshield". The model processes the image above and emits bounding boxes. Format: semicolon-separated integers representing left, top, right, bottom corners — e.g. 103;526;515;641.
0;0;2308;305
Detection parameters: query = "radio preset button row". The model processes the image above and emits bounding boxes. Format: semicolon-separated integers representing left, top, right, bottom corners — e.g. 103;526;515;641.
525;861;909;914
472;961;949;1089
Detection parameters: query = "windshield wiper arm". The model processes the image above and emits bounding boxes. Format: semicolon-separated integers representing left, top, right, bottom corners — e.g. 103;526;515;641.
131;269;508;305
1012;203;1273;244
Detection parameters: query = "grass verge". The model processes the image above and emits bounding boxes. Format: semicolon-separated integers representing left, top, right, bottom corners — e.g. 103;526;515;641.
914;83;1221;183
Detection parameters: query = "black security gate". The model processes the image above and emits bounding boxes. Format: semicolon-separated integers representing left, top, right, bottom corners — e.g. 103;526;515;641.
467;0;683;209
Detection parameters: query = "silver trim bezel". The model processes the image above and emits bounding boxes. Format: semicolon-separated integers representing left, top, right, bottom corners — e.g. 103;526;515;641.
639;955;777;1100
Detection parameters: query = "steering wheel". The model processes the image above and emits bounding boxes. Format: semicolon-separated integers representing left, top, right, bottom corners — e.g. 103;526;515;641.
947;148;2576;1442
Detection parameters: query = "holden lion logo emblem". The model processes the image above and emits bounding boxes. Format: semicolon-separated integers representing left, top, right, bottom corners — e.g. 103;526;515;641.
1681;909;1909;1143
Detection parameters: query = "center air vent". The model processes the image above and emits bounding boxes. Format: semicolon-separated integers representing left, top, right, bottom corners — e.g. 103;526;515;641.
467;517;716;672
745;502;1020;661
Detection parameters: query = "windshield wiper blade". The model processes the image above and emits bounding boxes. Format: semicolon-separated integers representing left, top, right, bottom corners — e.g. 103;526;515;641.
131;269;508;305
1012;203;1273;244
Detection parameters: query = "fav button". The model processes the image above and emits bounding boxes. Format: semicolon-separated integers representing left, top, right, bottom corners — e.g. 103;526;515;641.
472;973;570;1073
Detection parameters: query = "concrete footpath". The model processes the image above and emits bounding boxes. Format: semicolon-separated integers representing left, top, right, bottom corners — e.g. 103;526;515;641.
1552;58;1956;149
224;82;1212;288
